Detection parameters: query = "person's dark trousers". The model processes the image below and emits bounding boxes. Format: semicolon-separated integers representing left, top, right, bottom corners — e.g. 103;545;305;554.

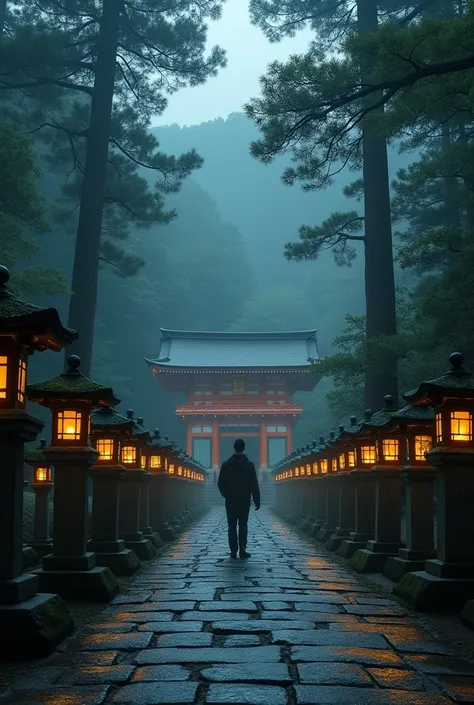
225;502;250;554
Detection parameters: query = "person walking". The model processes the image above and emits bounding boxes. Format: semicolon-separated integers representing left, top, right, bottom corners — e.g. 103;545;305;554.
218;438;260;559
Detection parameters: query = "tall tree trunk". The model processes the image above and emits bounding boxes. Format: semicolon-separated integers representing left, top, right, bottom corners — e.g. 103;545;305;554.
358;0;398;410
66;0;120;376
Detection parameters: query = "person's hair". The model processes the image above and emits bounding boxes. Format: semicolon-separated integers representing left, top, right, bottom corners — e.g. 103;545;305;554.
234;438;245;453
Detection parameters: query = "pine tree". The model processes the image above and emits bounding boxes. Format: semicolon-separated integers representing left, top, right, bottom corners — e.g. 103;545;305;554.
2;1;226;374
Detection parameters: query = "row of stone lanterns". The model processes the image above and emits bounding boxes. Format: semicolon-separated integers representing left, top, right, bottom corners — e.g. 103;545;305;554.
272;352;474;615
0;265;207;656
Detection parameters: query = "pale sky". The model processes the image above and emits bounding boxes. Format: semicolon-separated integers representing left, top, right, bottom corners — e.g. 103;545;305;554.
151;0;313;127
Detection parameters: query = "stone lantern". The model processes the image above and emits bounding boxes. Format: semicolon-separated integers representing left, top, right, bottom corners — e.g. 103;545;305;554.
395;352;474;610
117;411;156;560
338;410;378;559
146;430;176;541
300;441;320;535
311;437;329;537
135;416;163;549
316;432;340;542
27;354;120;601
26;439;53;558
326;416;359;552
382;404;436;582
0;265;75;654
88;405;140;575
350;395;406;573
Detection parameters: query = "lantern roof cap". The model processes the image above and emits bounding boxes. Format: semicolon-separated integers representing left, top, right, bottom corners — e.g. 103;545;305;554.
125;409;151;438
0;266;77;350
404;352;474;404
91;405;134;431
147;429;173;449
389;403;435;424
27;355;120;406
362;395;398;429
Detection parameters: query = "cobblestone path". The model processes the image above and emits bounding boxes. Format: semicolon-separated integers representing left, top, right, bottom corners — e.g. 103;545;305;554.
3;509;474;704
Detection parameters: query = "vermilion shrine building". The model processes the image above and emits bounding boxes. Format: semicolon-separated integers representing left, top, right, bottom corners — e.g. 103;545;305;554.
145;329;320;470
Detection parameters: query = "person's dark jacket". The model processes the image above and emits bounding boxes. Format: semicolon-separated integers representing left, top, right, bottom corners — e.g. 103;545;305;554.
218;453;260;508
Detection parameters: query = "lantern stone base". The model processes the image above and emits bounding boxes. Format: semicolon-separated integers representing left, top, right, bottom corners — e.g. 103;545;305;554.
316;525;337;542
337;534;373;559
394;568;474;612
0;593;73;657
326;530;351;552
22;545;39;570
88;539;140;576
124;538;156;561
383;549;437;583
28;539;53;558
143;532;164;549
300;517;317;535
36;565;118;602
43;552;96;571
350;541;404;573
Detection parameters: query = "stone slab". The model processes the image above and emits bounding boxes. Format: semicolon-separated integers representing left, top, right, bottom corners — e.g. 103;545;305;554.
199;601;258;612
57;665;135;685
180;611;250;621
273;630;389;648
109;682;198;704
201;663;292;684
368;668;428;691
156;632;213;647
292;647;405;667
297;662;372;686
134;646;281;664
223;635;261;647
405;654;474;676
212;620;315;633
206;684;287;704
131;665;190;682
0;686;110;705
69;632;153;651
138;621;204;633
107;612;174;623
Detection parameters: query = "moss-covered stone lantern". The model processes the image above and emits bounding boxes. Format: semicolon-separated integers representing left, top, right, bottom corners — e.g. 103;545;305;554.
27;354;120;602
25;439;53;559
395;353;474;611
146;430;175;542
0;265;75;655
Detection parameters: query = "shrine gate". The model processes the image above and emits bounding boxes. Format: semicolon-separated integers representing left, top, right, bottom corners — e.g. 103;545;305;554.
145;329;320;470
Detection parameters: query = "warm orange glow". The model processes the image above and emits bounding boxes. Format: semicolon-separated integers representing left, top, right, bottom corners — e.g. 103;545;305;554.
169;464;175;474
331;458;338;472
121;445;137;464
306;464;311;476
312;462;318;475
289;468;293;478
0;355;7;398
141;455;147;469
450;410;472;442
382;438;399;462
436;412;442;443
17;358;27;404
360;445;376;465
164;457;169;470
348;450;356;468
178;466;183;476
414;435;432;461
97;438;114;461
35;467;50;482
57;409;82;441
320;459;328;474
295;467;300;477
339;453;346;470
150;455;161;469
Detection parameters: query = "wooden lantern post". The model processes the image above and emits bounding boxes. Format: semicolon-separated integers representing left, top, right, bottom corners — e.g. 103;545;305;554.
0;265;75;655
27;354;120;601
89;406;140;575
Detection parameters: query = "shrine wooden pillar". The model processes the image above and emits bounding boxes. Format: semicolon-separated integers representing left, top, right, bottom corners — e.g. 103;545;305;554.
260;422;268;468
287;426;293;455
211;420;220;468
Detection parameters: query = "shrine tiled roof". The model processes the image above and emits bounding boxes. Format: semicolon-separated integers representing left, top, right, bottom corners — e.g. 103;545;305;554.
145;329;319;370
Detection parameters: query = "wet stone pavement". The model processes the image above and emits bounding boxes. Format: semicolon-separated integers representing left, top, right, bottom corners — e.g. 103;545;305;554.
3;509;474;704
